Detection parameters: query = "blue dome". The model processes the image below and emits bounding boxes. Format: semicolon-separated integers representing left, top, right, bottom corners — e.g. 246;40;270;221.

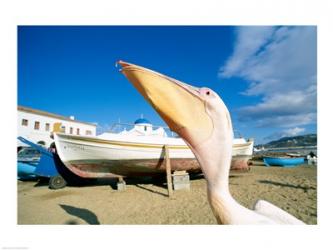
134;118;151;124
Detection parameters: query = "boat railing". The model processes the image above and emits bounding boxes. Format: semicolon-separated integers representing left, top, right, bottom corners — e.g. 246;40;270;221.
233;130;243;138
109;123;247;139
109;122;180;138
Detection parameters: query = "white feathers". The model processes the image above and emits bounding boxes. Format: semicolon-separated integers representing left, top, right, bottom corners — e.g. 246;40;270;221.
253;200;305;224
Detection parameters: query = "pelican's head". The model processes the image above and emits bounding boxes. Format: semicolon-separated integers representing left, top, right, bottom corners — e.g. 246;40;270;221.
117;61;232;149
118;60;234;184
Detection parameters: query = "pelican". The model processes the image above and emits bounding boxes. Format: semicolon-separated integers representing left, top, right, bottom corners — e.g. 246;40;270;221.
117;60;305;225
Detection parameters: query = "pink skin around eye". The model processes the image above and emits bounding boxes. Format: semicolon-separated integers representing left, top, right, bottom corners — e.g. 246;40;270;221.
199;88;211;96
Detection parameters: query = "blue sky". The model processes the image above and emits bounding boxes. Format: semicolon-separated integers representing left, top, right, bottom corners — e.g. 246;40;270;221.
18;26;317;144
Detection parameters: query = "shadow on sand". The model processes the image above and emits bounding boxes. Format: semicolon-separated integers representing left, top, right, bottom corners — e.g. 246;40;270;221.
134;184;169;197
258;180;316;192
31;172;206;197
33;177;49;187
59;204;100;225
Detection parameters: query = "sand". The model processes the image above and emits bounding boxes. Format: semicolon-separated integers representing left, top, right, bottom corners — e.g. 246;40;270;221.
17;162;317;225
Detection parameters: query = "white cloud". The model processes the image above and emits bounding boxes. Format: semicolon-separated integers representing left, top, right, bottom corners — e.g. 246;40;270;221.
284;127;306;136
220;26;317;128
238;85;317;127
252;113;316;128
220;26;276;78
264;127;306;141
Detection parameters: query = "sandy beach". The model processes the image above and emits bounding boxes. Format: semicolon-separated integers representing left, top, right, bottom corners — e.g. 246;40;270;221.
17;162;317;225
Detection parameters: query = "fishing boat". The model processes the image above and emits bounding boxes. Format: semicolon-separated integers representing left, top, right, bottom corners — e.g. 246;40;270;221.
17;137;70;189
17;146;41;179
263;156;305;167
53;119;254;178
231;134;254;170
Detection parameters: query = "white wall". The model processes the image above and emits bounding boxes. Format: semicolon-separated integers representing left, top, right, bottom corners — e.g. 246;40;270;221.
134;123;153;134
17;110;96;148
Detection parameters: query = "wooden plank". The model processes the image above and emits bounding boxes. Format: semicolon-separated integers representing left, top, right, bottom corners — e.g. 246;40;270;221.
164;145;173;197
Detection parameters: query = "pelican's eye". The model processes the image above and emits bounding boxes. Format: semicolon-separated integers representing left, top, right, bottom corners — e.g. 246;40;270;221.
206;91;210;96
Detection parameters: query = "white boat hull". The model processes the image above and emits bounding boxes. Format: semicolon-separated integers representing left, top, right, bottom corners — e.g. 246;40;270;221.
54;133;254;177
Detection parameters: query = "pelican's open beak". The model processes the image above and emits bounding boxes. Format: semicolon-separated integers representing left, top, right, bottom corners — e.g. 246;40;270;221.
117;60;213;145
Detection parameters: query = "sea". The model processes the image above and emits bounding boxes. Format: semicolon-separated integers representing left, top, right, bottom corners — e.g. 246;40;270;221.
255;146;317;156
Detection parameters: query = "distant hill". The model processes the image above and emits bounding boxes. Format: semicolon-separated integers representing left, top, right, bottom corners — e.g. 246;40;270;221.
257;134;317;148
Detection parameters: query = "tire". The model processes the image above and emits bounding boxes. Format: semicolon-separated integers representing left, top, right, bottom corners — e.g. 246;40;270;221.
49;175;67;189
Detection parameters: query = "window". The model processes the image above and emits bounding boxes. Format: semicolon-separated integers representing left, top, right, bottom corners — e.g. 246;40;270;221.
45;123;50;131
76;128;80;135
85;130;92;135
22;119;28;126
144;126;147;131
62;126;66;133
70;127;73;134
34;121;40;130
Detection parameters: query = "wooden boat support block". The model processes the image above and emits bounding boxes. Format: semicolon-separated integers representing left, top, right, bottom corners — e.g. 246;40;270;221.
117;180;126;191
173;183;190;190
172;174;190;183
172;171;190;190
172;170;187;176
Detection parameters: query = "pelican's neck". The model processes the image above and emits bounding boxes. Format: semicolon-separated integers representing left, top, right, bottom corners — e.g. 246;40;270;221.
190;112;240;224
191;127;233;191
208;141;233;193
208;132;233;193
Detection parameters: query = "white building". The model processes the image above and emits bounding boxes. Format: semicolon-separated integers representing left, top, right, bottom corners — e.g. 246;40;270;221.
18;105;97;148
118;118;168;137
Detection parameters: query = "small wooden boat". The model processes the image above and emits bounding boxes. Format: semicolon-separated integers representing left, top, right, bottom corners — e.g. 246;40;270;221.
17;146;41;178
53;120;254;178
17;162;38;179
54;132;198;178
263;156;305;167
17;137;69;189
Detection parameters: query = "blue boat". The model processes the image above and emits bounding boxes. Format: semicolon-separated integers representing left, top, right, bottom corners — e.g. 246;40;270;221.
17;162;38;179
17;147;41;179
17;137;67;189
263;156;305;167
